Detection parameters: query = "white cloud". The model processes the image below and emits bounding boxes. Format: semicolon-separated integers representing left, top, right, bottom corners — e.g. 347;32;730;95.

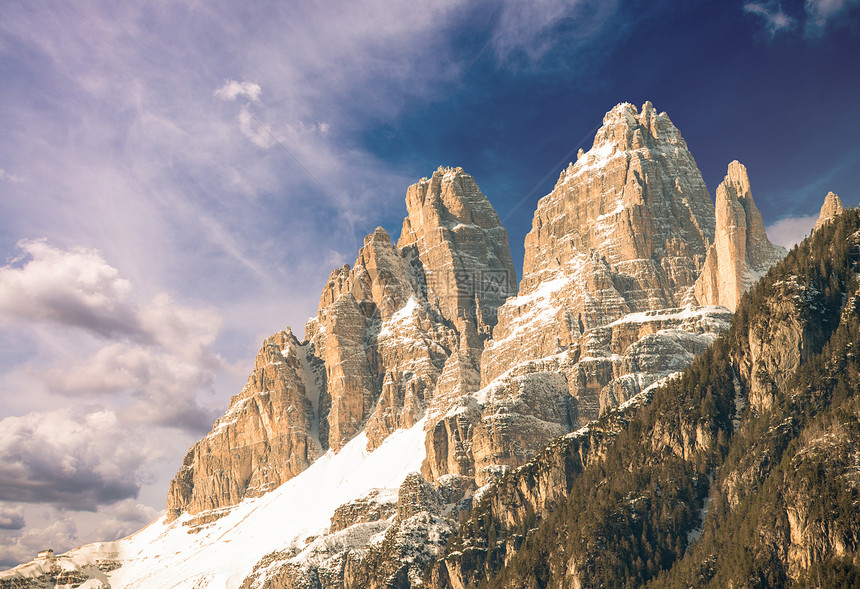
0;409;147;510
805;0;860;32
237;106;278;149
492;0;620;62
766;213;818;249
0;239;137;339
744;1;796;34
0;516;77;568
0;240;220;351
0;241;222;431
0;169;24;183
93;499;159;541
213;79;262;103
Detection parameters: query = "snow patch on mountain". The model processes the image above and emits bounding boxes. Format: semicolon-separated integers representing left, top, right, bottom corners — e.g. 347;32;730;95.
49;419;428;588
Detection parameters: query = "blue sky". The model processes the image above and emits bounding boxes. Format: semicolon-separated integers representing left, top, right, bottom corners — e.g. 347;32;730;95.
0;0;858;567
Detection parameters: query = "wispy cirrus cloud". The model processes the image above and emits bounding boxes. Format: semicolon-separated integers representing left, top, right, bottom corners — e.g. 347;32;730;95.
744;0;860;37
0;170;23;183
491;0;620;62
804;0;860;34
744;1;796;34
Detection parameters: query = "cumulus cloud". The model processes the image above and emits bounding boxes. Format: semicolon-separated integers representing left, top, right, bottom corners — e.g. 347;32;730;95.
42;343;219;431
94;499;160;541
0;240;139;339
0;410;146;510
0;240;220;349
0;241;222;431
0;505;25;530
213;79;262;103
766;213;818;249
0;516;77;569
744;1;796;34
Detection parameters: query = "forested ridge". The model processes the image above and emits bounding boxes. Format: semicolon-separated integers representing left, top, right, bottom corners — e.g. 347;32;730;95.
428;209;860;588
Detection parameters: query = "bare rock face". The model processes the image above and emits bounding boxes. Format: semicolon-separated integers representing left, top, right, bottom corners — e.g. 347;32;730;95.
416;104;743;489
166;330;323;520
423;305;730;485
482;101;716;384
397;167;517;335
330;489;397;534
304;167;517;453
167;167;516;520
814;191;845;231
742;278;827;414
418;102;732;487
694;161;785;311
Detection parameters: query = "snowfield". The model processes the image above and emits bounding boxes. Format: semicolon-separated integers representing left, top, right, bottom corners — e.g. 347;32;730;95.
65;419;427;589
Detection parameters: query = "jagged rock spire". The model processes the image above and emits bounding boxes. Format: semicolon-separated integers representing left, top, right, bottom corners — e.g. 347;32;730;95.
814;191;845;231
483;101;717;384
166;167;517;519
398;166;517;332
693;161;785;311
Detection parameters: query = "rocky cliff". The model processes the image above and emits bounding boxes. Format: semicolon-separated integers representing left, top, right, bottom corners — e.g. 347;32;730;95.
815;190;845;231
166;166;517;519
428;207;860;589
694;161;786;310
419;102;733;489
166;330;324;521
482;101;715;385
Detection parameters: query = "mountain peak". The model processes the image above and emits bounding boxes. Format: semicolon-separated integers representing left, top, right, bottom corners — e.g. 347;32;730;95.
814;191;845;231
694;160;785;310
397;166;517;331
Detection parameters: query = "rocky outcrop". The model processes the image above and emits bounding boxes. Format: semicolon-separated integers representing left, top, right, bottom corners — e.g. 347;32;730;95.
330;489;397;534
397;168;517;334
694;161;785;311
482;101;716;385
304;167;517;453
168;167;516;519
240;473;468;589
423;306;730;485
814;191;845;231
420;102;733;487
740;278;828;413
166;330;323;519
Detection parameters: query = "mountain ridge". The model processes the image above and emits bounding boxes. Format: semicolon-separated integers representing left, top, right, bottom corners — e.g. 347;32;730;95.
2;101;849;589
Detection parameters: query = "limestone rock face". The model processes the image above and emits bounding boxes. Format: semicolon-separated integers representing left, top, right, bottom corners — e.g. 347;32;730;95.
397;167;517;334
329;489;397;534
482;102;716;385
423;306;730;485
694;161;785;311
304;167;517;453
167;166;516;520
814;191;845;231
417;102;733;487
166;330;323;520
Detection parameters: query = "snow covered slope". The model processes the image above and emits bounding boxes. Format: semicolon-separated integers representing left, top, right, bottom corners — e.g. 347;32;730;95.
1;421;426;589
